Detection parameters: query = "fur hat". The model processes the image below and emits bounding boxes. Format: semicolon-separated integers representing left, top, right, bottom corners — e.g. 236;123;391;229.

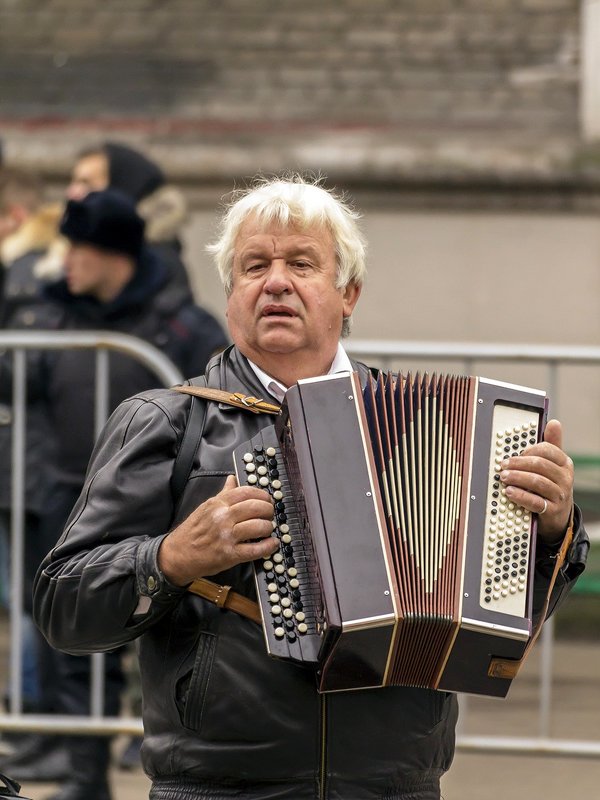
59;189;145;259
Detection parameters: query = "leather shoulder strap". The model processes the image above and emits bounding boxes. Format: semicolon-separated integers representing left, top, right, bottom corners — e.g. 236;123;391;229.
173;385;280;415
170;377;208;507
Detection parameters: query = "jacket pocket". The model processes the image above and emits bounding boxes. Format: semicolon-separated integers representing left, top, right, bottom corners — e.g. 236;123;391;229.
175;631;217;731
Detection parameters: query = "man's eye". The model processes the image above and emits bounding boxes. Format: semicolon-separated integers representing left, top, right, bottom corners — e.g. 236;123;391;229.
291;260;310;269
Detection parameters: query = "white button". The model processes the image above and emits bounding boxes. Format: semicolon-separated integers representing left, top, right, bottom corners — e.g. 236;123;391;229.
297;623;308;634
273;553;283;563
247;474;258;484
279;523;290;534
289;578;300;589
269;593;279;603
267;582;277;592
282;534;292;544
266;447;276;457
263;560;274;571
288;567;298;577
283;609;293;619
243;453;254;463
273;490;283;501
245;463;256;473
295;611;306;622
271;605;281;615
281;597;291;608
274;626;285;638
271;480;282;489
257;466;268;476
275;564;285;574
259;477;269;487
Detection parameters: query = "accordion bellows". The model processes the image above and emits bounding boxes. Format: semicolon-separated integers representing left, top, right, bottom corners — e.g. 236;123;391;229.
234;371;548;696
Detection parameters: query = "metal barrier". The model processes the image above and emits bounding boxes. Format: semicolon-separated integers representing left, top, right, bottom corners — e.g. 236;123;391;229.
0;330;183;738
0;334;598;758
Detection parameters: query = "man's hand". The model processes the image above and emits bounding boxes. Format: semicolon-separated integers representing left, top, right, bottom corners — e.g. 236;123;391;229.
158;474;279;586
499;418;574;545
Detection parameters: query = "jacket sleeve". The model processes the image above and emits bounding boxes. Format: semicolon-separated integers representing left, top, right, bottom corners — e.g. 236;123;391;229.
531;504;589;626
33;393;191;654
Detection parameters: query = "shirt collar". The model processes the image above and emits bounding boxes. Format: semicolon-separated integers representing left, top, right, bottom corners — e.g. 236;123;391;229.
247;343;353;403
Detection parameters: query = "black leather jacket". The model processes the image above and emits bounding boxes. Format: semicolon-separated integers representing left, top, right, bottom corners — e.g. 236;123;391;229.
33;346;588;800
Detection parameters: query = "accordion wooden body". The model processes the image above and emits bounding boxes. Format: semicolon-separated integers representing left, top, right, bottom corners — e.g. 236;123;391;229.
233;371;548;697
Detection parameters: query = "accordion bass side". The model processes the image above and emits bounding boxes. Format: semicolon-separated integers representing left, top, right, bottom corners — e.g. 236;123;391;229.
233;371;548;697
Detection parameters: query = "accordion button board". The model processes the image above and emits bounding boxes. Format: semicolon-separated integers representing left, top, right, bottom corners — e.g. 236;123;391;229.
234;437;322;665
480;408;539;616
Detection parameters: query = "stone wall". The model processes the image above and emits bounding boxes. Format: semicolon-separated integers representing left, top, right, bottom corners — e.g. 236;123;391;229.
0;0;581;133
1;0;593;197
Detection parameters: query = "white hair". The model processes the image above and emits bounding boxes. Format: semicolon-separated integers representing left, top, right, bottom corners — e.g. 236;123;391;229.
207;175;366;335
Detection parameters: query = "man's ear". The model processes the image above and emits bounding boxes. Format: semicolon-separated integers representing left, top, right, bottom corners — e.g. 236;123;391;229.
342;282;361;318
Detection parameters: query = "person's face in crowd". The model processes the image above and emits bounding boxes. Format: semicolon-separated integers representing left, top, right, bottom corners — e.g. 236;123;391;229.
66;154;109;201
226;217;360;382
64;243;132;303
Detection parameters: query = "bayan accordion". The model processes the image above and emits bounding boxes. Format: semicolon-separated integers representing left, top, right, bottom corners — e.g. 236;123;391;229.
233;371;548;697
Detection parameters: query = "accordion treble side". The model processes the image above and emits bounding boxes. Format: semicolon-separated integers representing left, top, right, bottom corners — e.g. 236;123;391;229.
233;371;548;697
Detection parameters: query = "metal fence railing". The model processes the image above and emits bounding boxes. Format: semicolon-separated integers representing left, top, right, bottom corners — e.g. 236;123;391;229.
1;330;183;738
1;334;598;759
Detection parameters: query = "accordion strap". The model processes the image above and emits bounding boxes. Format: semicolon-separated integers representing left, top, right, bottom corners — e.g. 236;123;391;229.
488;508;575;681
173;385;280;415
187;578;262;624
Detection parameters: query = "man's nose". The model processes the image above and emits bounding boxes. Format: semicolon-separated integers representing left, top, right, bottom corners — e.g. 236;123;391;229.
263;260;292;294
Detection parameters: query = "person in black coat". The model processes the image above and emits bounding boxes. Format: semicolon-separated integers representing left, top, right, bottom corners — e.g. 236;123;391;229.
0;189;227;798
32;176;588;800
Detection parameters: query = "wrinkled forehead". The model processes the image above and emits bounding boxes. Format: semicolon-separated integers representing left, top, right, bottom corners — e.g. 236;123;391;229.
234;215;335;257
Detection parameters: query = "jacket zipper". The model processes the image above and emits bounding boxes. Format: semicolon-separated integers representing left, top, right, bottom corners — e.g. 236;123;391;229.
319;693;328;800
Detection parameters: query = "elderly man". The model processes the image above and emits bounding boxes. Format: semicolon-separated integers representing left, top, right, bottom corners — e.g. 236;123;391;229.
33;177;587;800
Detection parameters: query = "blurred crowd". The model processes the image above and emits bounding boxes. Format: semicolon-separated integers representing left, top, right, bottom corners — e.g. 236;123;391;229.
0;141;229;800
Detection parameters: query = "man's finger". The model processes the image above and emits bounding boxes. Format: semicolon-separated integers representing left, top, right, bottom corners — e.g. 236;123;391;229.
223;473;238;491
543;418;563;450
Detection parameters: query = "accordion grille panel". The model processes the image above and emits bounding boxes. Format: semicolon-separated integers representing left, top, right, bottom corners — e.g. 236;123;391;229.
364;373;476;686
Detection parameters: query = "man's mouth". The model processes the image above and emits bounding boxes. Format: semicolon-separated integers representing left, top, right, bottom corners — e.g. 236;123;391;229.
261;305;297;318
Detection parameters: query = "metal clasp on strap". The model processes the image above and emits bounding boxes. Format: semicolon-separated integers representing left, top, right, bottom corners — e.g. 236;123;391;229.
233;393;263;409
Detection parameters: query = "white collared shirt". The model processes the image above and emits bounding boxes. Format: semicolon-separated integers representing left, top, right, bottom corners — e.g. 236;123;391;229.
247;343;353;403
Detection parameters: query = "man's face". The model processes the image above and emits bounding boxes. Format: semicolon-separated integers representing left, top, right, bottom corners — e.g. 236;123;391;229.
64;244;116;301
66;154;109;201
226;218;360;381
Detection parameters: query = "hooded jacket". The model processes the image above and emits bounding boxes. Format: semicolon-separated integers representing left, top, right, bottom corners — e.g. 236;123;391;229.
0;248;228;489
102;142;191;296
33;346;588;800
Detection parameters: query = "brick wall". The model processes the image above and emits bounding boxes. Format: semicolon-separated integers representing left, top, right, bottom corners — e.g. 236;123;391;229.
0;0;581;134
